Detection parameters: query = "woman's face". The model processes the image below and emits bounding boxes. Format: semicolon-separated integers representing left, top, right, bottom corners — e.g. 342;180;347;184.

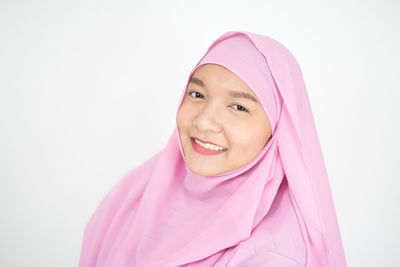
177;63;272;176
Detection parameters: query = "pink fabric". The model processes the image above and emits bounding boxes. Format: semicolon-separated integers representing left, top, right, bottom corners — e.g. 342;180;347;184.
79;31;347;266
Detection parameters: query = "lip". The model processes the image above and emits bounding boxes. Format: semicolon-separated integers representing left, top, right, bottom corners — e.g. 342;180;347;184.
190;137;227;156
190;137;226;148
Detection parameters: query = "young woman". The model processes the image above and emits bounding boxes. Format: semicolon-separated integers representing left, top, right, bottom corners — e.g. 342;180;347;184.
79;30;347;267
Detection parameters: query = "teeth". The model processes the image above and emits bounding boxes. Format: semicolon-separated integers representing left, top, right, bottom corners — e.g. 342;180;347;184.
194;138;226;151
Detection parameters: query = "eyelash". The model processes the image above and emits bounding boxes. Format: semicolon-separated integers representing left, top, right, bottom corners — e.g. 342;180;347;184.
188;91;249;113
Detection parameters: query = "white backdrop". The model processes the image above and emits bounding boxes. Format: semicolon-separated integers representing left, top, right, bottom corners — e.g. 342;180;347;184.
1;0;399;266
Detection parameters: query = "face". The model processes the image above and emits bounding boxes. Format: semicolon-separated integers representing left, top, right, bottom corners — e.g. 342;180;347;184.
177;63;272;177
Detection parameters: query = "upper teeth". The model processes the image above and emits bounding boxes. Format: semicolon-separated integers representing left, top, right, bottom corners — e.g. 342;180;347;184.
194;138;226;151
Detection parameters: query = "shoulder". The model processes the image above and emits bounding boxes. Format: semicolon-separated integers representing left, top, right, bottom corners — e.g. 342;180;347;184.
116;151;162;192
83;151;162;234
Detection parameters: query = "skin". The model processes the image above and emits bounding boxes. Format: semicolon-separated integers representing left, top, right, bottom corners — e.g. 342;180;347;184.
177;63;272;177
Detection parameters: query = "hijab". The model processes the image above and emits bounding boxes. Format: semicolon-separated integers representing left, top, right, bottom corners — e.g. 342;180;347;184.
79;30;347;267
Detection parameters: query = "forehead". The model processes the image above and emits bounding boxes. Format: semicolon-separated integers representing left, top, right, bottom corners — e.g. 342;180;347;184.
189;64;259;99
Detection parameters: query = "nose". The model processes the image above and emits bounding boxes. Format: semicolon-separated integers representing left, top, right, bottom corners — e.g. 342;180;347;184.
193;104;223;134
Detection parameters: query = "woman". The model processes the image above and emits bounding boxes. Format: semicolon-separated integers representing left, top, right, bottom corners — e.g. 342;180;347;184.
79;31;347;266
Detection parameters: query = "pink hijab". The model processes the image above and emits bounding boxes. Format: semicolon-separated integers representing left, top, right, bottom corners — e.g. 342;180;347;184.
79;31;347;266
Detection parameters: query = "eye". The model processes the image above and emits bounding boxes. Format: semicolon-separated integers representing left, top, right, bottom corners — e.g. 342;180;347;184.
188;91;204;99
231;104;249;112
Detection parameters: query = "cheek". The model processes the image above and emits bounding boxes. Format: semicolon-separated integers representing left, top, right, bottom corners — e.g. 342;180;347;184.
177;109;186;131
224;122;252;148
226;120;269;151
177;103;195;130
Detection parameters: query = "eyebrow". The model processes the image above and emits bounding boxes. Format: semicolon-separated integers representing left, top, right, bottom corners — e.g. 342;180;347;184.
189;77;259;103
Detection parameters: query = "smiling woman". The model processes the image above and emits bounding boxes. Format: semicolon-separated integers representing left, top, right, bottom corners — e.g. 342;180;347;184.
79;31;347;267
177;63;272;176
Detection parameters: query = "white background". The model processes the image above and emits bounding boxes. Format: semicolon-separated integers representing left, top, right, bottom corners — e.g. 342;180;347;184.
1;0;399;266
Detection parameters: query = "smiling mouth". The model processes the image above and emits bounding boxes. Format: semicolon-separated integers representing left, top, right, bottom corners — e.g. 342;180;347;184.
190;137;227;152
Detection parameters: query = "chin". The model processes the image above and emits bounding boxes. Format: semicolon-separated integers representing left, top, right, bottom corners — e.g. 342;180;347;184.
187;164;216;177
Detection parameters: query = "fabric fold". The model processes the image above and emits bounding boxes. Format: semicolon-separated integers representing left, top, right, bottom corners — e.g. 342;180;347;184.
79;30;347;267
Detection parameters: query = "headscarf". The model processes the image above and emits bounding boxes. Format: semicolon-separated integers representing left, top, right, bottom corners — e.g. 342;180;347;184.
79;30;347;267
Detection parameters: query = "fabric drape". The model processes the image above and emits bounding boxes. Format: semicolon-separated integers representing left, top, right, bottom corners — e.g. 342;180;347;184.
79;30;347;267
